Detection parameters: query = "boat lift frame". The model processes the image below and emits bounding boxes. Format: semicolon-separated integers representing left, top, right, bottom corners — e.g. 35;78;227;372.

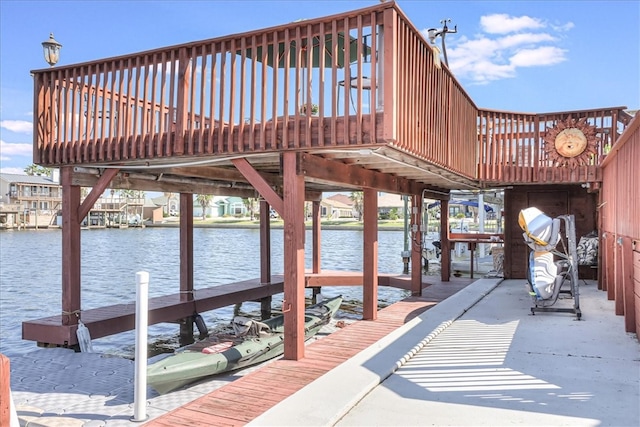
526;213;582;319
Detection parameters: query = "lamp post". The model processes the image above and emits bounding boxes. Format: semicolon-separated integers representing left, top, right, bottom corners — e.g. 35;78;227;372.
427;19;457;67
42;33;62;67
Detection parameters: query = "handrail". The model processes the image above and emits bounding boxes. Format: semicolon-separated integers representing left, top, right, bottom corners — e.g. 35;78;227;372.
30;1;631;188
32;4;391;166
392;6;478;180
477;107;629;184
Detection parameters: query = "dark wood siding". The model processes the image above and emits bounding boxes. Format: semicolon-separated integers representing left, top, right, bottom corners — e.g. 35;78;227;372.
504;185;597;279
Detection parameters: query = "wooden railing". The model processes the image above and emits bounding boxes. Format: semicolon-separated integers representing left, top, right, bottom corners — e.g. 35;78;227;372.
31;3;479;179
33;4;392;166
32;1;629;187
392;9;478;179
478;107;631;185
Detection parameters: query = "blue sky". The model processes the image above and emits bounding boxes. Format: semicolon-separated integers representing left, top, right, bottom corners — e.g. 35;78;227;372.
1;0;638;174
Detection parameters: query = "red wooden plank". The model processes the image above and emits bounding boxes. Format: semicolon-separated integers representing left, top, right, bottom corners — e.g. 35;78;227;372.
146;281;470;427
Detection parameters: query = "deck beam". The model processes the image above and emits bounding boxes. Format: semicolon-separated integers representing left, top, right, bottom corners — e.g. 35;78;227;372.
22;278;285;348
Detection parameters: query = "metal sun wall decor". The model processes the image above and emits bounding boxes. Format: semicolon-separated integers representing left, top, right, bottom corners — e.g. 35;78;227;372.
543;116;598;168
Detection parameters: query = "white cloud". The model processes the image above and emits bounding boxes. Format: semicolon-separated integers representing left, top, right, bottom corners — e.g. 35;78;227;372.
510;46;567;67
0;120;32;134
0;139;32;157
427;13;572;85
480;14;545;34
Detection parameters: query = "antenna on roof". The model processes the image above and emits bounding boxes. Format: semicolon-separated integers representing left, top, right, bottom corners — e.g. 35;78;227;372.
427;18;457;67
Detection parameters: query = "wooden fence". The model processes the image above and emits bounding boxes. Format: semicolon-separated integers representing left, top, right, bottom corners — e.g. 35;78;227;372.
600;111;639;339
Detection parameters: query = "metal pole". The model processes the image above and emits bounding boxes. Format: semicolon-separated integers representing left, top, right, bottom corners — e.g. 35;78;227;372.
478;194;486;257
131;271;149;422
441;30;449;67
402;196;410;274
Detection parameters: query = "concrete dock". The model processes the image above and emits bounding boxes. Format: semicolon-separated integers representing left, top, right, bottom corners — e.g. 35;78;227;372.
7;278;639;426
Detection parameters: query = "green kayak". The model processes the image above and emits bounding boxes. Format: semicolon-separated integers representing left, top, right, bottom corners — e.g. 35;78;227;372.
147;295;343;394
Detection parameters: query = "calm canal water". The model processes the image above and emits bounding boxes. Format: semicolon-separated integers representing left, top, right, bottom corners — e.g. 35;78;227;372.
0;227;413;358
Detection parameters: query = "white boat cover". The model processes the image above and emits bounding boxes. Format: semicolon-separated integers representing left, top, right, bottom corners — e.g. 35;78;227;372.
519;207;561;251
529;251;558;300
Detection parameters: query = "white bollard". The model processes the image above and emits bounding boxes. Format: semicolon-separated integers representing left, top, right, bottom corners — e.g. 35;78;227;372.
131;271;149;422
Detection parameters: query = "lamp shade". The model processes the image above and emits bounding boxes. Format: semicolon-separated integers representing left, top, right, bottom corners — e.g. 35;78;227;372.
42;33;62;67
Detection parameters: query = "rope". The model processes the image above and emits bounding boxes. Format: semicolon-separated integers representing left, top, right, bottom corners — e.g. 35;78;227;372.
61;309;81;317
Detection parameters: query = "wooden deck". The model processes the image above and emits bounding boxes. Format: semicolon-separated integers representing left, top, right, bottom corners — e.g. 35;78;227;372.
147;277;474;426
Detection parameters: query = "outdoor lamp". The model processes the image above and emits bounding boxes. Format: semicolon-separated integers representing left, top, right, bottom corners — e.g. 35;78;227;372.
42;33;62;67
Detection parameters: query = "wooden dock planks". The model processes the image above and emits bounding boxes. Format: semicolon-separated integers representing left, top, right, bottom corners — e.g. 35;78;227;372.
146;277;473;426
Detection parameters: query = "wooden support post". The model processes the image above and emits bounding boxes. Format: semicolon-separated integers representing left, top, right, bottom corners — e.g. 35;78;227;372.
411;194;422;296
363;188;378;320
312;200;321;274
606;234;615;299
312;200;322;303
61;167;81;327
0;354;11;427
179;193;195;345
622;238;636;333
440;199;451;281
260;199;272;320
282;152;305;360
615;238;624;315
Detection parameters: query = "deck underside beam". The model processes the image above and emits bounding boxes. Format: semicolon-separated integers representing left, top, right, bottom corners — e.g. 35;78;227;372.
22;279;285;347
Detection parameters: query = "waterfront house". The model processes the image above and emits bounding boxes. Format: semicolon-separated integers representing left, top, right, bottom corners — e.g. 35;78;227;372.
377;192;406;220
320;197;354;219
0;172;62;228
23;1;638;358
214;196;248;217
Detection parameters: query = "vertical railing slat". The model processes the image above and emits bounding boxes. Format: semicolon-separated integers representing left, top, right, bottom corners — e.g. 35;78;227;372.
270;31;279;151
167;50;176;156
175;47;189;155
228;39;237;152
53;68;63;164
218;40;226;154
248;35;257;152
259;33;268;151
198;48;207;154
330;21;338;146
238;37;247;153
141;54;150;158
187;47;197;155
132;58;142;159
149;53;158;157
207;43;217;154
369;13;377;145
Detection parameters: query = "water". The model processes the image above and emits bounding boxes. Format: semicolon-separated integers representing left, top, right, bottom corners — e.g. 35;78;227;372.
0;227;411;358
